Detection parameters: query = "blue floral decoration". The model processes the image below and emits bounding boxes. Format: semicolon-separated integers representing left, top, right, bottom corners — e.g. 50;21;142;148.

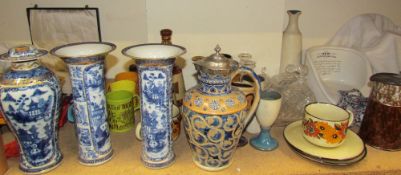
184;92;192;102
209;100;220;110
194;97;203;107
237;95;245;103
225;99;235;107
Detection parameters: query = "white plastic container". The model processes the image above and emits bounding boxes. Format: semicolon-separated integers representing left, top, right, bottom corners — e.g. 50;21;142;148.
305;46;373;104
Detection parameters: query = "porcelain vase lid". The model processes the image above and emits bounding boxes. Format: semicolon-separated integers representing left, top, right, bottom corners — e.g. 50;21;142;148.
0;45;47;63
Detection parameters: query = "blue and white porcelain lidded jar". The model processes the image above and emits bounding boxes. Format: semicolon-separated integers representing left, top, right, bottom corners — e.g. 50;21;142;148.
0;45;63;174
122;43;186;169
51;42;115;166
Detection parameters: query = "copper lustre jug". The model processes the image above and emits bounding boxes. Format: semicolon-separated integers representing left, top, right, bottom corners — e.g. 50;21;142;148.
359;73;401;151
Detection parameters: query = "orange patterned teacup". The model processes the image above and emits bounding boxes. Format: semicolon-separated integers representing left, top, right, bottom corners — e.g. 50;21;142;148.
302;103;353;148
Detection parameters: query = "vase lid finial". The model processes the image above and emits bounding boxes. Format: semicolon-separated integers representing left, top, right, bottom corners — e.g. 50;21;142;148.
0;45;47;63
193;45;238;74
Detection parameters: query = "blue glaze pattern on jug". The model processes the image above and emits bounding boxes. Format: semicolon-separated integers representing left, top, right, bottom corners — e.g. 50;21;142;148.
122;43;186;169
51;42;116;165
181;106;245;168
0;46;63;174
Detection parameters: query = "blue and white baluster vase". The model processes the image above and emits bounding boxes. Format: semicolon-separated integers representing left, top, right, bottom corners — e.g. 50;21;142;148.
0;45;63;174
122;43;186;168
51;42;115;165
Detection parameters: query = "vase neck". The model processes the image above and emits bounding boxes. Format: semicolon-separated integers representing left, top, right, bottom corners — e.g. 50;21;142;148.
285;10;301;32
11;60;40;71
198;81;232;95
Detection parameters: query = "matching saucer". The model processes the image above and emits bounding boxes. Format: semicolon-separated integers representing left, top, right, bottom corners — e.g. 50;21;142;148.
284;120;366;165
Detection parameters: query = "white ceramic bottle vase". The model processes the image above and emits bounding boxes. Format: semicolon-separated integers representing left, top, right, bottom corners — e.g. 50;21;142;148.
280;10;302;73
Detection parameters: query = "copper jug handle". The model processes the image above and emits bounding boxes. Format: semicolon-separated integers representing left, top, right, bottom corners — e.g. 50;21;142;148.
231;66;261;125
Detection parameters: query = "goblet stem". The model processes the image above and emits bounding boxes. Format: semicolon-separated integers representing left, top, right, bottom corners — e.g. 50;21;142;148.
250;128;278;151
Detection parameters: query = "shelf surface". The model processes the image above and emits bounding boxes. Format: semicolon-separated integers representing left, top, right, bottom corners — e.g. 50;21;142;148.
4;121;401;175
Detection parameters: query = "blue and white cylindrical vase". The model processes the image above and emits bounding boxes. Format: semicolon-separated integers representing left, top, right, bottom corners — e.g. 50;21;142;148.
0;45;63;174
51;42;115;165
122;43;186;168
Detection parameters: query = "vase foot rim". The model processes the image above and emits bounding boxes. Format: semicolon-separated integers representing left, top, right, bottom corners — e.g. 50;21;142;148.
193;158;232;171
20;155;63;174
78;150;113;166
236;136;249;147
141;153;176;169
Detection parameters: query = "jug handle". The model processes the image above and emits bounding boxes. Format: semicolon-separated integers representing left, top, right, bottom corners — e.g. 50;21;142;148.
231;66;261;125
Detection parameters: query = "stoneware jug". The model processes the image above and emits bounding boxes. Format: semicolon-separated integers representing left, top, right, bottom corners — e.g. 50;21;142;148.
359;73;401;151
0;45;63;174
182;45;260;171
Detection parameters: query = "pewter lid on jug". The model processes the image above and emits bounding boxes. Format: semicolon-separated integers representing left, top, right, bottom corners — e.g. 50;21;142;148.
193;45;238;74
0;45;47;63
370;73;401;86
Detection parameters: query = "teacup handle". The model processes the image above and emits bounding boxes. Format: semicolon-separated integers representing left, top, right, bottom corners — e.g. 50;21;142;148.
347;110;354;127
230;66;261;126
135;122;142;141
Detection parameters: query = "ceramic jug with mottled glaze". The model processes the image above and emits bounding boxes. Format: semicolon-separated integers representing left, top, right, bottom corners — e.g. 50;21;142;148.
359;73;401;151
